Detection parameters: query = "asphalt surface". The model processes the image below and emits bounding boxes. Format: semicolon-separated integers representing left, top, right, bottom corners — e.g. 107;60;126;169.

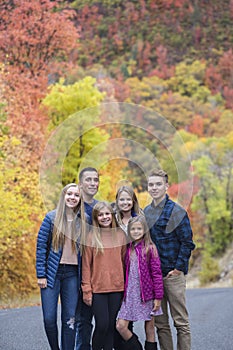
0;288;233;350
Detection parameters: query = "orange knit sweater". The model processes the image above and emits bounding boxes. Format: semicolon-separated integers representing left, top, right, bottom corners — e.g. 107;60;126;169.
81;228;126;300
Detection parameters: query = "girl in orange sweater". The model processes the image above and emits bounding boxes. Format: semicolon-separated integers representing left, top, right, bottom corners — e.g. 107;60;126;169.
81;201;126;350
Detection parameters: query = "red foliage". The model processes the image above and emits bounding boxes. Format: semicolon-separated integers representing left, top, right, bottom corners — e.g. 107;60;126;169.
168;176;199;211
148;45;175;79
205;49;233;110
0;0;80;160
110;78;131;102
194;26;202;46
0;0;79;77
188;115;204;137
149;0;186;10
141;41;152;68
205;64;222;95
230;0;233;17
218;49;233;85
223;86;233;110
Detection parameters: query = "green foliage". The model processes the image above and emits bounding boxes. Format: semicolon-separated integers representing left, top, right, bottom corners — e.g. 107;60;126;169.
160;130;198;184
198;251;220;285
124;76;194;130
71;0;123;8
70;0;233;82
1;0;233;301
123;71;227;137
43;77;105;126
62;126;109;184
42;76;110;199
191;135;233;256
166;60;211;102
0;102;9;137
210;110;233;136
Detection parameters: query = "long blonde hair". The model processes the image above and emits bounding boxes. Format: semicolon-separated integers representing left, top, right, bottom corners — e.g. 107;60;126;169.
127;215;158;257
90;201;118;255
52;183;86;253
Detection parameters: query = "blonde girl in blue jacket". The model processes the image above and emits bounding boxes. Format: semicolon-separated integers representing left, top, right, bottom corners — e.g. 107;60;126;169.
116;215;164;350
36;183;88;350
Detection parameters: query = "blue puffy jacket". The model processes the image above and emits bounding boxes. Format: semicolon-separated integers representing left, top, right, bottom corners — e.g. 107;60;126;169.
36;210;85;288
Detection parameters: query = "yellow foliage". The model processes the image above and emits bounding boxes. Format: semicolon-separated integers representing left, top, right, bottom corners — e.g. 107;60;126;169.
43;76;105;125
136;190;151;209
167;60;210;102
226;131;233;148
0;136;44;302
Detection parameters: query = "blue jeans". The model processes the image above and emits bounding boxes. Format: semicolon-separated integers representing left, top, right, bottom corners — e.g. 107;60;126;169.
75;294;93;350
41;264;79;350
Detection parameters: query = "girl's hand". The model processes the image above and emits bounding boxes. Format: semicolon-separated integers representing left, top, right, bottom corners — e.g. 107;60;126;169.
83;295;92;306
152;299;161;311
37;278;47;289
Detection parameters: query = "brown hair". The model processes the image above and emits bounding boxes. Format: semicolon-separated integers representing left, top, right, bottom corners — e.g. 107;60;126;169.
148;169;168;183
115;185;141;223
90;201;118;254
78;167;99;182
127;215;157;256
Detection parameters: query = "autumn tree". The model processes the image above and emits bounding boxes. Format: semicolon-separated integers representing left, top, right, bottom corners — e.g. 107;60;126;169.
69;0;233;78
0;0;80;161
41;76;113;204
166;60;211;102
191;133;233;255
205;49;233;110
0;132;43;302
0;0;81;302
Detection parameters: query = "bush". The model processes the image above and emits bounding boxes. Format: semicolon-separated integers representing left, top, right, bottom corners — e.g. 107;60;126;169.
198;252;220;285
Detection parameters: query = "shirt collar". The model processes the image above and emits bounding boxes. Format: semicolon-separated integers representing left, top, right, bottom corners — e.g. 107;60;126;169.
151;194;168;209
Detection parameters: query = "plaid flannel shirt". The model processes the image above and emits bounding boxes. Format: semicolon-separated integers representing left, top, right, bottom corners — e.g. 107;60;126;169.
144;194;195;277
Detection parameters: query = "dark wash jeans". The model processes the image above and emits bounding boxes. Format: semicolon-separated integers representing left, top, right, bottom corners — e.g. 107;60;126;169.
41;264;79;350
75;294;93;350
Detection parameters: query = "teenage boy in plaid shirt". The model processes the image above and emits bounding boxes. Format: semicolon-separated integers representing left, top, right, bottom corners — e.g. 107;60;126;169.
144;169;195;350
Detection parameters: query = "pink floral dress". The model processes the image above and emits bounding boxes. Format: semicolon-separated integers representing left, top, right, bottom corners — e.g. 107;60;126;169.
117;249;153;321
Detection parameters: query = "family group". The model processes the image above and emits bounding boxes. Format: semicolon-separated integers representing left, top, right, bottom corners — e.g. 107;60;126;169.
36;167;195;350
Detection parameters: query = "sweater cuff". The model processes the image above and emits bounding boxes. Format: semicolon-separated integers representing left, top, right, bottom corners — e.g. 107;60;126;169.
83;290;92;300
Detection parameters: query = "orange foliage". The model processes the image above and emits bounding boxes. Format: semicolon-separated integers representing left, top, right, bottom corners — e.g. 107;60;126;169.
0;0;80;161
0;0;79;77
188;115;204;137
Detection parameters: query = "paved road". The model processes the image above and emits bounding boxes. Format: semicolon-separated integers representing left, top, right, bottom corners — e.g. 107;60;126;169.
0;288;233;350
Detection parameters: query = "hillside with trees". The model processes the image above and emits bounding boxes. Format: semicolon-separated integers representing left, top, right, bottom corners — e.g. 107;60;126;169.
0;0;232;304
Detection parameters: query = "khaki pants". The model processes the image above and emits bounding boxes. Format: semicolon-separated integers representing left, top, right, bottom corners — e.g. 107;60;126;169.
154;273;191;350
